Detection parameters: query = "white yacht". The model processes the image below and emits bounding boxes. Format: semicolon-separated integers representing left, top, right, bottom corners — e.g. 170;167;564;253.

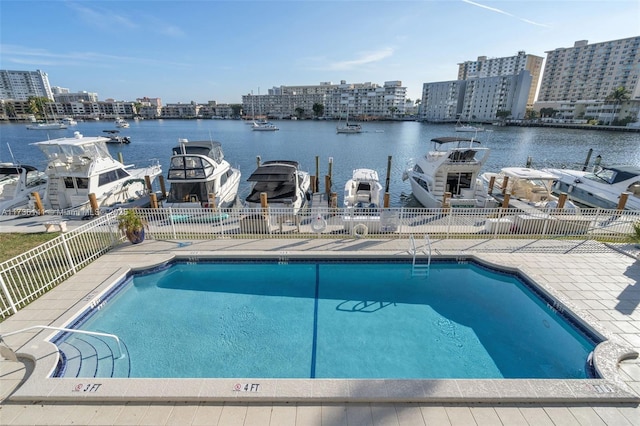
403;136;496;209
480;167;578;210
115;118;130;128
26;121;67;130
245;160;311;213
61;117;78;126
343;168;384;209
32;132;162;212
164;139;241;209
251;121;279;131
0;163;47;213
543;165;640;210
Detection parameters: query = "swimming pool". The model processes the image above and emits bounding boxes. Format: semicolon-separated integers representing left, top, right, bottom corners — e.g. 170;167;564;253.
52;258;599;380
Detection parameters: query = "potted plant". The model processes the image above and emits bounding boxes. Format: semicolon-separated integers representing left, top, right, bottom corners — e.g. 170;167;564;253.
117;209;148;244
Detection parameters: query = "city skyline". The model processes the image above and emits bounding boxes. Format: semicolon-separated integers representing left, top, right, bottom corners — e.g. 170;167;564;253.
1;0;638;104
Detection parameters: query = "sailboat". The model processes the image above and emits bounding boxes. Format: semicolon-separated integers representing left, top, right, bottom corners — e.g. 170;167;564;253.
336;108;362;134
26;99;67;130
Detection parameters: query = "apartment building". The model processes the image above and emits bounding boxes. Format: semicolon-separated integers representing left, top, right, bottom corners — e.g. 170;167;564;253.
53;91;99;103
535;36;640;124
538;37;640;102
420;71;531;122
0;69;54;100
458;51;543;108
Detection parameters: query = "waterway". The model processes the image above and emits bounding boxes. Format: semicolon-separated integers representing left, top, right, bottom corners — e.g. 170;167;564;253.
1;119;638;207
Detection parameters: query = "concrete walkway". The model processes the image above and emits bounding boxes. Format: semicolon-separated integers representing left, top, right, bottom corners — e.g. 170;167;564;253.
1;237;639;425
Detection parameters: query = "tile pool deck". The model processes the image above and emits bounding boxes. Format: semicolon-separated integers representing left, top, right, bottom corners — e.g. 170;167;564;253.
1;237;639;425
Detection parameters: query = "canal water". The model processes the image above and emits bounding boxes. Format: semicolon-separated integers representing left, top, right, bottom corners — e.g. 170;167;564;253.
1;119;638;207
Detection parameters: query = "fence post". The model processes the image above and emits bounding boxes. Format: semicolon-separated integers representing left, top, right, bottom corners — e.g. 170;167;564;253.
0;274;18;315
169;207;177;239
60;232;77;274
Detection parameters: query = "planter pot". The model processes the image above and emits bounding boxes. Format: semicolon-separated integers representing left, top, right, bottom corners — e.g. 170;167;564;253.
125;228;145;244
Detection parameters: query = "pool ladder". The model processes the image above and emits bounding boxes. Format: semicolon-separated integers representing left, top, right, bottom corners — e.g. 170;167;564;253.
410;234;431;277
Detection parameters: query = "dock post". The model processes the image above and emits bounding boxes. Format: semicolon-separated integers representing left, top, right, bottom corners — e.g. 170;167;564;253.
315;156;320;193
144;175;152;192
617;192;630;210
582;148;593;171
159;176;167;199
149;193;158;209
501;193;511;209
118;152;124;164
488;176;496;195
501;176;509;194
31;192;44;216
88;193;99;216
558;193;568;209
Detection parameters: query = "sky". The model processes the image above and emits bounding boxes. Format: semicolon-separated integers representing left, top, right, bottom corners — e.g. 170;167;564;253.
1;0;639;104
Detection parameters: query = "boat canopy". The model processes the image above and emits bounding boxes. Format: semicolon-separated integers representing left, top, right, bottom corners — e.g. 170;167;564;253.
431;137;481;145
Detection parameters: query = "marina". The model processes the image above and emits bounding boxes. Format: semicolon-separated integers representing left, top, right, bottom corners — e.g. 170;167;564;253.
1;119;638;211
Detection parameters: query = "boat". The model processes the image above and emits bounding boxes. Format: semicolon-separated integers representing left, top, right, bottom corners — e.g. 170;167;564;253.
245;160;311;213
480;167;579;210
251;121;279;131
543;165;640;210
343;168;384;209
402;136;496;208
336;109;362;134
61;117;77;126
102;130;131;144
26;121;67;130
115;118;130;128
455;119;484;133
164;138;241;209
0;163;47;213
31;131;162;212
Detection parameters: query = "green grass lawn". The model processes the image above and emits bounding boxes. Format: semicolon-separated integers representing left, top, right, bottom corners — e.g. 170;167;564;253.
0;233;60;262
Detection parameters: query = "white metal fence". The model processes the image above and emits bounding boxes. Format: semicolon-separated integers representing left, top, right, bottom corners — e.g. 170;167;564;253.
1;206;639;319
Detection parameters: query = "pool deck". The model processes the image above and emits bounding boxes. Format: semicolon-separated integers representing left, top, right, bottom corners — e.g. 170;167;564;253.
1;237;640;425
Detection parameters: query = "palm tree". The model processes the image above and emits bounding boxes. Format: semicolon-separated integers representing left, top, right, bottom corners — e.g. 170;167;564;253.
605;86;631;125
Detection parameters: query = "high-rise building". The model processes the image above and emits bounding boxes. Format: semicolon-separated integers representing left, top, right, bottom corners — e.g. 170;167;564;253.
537;37;640;103
458;51;543;108
0;69;54;100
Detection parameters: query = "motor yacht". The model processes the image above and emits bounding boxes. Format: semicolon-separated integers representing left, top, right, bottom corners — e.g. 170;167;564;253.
0;163;47;213
164;138;241;209
251;121;279;131
480;167;579;211
245;160;311;213
31;131;162;213
115;118;130;128
543;165;640;210
402;136;496;208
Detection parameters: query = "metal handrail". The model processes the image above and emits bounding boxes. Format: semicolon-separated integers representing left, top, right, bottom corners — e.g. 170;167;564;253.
0;325;126;360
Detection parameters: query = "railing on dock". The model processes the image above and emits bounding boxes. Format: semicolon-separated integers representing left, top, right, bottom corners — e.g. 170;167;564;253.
1;206;639;319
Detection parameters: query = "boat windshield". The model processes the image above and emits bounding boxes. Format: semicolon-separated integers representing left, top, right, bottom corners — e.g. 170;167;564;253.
585;168;616;184
38;141;111;161
168;156;213;180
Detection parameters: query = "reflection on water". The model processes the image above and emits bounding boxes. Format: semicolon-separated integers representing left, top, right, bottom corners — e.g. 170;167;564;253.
1;120;638;207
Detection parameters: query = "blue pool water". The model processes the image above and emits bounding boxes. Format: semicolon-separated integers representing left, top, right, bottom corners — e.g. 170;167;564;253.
54;259;599;379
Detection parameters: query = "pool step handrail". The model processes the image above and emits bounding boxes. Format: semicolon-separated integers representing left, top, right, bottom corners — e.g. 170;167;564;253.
410;234;431;277
0;325;126;360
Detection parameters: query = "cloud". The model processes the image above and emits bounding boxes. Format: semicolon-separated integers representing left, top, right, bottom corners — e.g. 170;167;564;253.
462;0;549;27
66;2;186;37
0;44;189;68
326;48;395;71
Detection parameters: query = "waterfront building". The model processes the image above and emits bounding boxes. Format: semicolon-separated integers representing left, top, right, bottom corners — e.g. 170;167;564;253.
419;80;467;122
242;80;407;120
535;37;640;124
420;71;531;122
162;102;200;119
53;91;99;103
458;51;543;109
0;69;53;101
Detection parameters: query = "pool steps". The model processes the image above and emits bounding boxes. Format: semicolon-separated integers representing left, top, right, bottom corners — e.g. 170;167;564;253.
410;234;432;276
